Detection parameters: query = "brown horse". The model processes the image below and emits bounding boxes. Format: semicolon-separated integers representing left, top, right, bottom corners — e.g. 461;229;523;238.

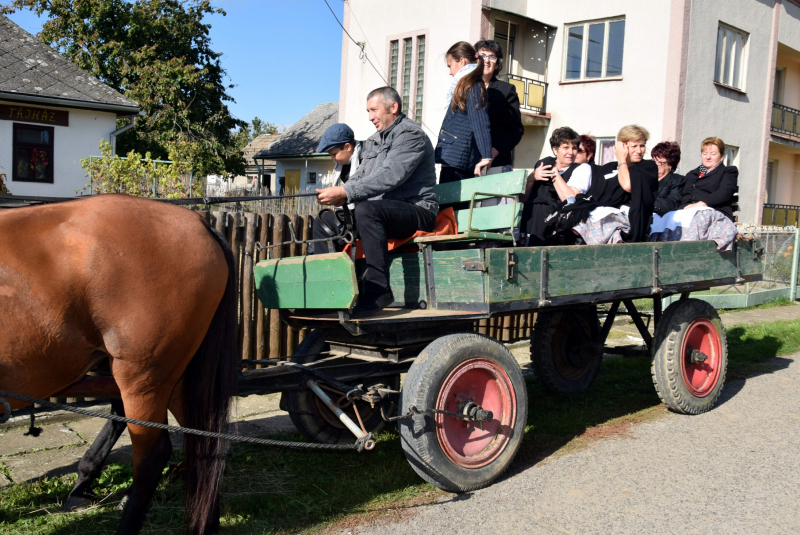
0;194;238;535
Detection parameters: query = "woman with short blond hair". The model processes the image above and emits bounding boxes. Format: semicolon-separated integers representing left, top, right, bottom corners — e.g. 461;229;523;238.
555;124;658;244
650;137;738;251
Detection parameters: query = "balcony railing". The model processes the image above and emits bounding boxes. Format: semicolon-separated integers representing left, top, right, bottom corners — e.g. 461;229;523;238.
763;203;800;226
771;102;800;137
497;73;547;115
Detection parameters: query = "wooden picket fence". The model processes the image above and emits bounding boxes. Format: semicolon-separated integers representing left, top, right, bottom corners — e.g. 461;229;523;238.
201;210;536;362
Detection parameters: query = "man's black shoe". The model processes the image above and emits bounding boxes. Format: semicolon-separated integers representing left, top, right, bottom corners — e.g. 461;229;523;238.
352;289;394;317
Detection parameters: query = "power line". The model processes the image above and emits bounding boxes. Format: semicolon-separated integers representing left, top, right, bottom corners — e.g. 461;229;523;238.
344;0;387;76
321;0;438;138
323;0;389;86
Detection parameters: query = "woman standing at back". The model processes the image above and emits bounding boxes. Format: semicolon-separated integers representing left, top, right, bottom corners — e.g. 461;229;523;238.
435;42;493;183
474;39;524;172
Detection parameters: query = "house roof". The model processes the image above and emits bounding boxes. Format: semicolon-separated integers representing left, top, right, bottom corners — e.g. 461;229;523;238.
0;16;140;113
254;102;338;159
244;133;281;169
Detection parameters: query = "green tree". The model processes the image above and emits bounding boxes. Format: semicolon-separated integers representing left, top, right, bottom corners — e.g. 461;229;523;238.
234;116;279;151
2;0;246;178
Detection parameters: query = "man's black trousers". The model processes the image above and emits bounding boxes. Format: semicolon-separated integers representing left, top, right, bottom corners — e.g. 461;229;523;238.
311;200;436;294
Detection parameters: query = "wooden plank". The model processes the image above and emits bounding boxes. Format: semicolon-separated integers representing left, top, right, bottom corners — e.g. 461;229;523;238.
269;215;284;360
255;253;358;309
255;213;270;364
228;213;243;359
387;252;426;306
241;213;257;361
435;170;526;205
431;249;485;303
454;203;521;233
485;240;764;304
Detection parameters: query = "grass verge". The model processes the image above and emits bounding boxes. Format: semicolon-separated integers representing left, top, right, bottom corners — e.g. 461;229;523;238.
2;318;800;534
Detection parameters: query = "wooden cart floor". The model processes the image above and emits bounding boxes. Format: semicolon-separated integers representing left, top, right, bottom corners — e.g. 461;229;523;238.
288;308;486;323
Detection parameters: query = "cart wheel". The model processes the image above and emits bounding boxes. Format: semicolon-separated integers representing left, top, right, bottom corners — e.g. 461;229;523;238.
531;306;602;393
651;299;727;414
284;330;399;444
398;333;527;492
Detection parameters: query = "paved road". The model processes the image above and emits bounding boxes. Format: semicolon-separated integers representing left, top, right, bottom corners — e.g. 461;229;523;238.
357;353;800;535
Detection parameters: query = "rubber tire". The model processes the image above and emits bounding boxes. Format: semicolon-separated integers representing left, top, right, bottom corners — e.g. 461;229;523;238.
398;333;528;492
284;330;399;443
651;298;728;414
531;306;602;393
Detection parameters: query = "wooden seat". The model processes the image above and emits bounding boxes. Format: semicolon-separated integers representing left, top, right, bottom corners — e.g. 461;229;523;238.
407;170;527;245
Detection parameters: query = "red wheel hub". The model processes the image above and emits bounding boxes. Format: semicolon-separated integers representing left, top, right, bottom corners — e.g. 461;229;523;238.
680;318;722;397
435;359;517;469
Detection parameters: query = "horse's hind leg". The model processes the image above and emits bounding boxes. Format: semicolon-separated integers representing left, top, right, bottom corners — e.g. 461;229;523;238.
115;400;173;535
64;399;127;511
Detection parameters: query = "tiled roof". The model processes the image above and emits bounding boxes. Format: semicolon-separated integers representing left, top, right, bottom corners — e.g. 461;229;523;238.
0;16;139;111
254;102;338;159
244;133;281;167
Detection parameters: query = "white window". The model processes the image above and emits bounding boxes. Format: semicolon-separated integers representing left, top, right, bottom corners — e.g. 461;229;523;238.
724;145;739;167
563;18;625;81
715;23;748;90
307;171;316;185
597;138;617;165
388;34;426;122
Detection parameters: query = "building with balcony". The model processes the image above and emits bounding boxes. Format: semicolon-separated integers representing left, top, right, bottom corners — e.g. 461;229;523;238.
337;0;800;225
0;16;140;197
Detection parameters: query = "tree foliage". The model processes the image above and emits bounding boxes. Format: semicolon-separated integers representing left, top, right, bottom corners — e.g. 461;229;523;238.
81;139;196;198
2;0;247;177
234;116;279;151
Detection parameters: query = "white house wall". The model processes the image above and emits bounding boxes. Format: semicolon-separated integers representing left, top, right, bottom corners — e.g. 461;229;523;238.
340;0;480;143
680;0;776;224
521;1;673;163
275;159;335;194
0;101;117;197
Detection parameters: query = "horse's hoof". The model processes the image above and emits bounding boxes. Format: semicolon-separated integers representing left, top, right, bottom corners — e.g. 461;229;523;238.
63;495;92;512
116;494;129;511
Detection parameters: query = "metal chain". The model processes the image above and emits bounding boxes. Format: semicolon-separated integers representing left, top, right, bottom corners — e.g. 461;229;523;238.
0;390;371;452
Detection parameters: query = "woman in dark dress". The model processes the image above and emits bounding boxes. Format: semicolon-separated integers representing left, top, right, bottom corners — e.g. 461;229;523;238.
520;127;593;245
435;42;493;183
650;137;738;251
650;141;685;216
473;39;524;171
568;125;659;244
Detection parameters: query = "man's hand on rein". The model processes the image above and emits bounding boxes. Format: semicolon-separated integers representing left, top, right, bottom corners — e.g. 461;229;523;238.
316;187;348;207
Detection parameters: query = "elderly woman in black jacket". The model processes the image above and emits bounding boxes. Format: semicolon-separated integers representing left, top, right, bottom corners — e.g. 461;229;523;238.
650;137;738;251
651;141;685;216
474;39;524;171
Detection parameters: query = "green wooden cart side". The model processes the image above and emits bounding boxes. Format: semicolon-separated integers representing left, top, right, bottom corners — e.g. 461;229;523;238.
254;239;763;313
254;252;358;310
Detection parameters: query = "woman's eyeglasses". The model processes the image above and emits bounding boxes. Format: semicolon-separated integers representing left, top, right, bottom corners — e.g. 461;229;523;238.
479;54;498;62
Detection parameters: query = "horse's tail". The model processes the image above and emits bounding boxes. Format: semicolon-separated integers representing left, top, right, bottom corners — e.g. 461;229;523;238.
182;223;238;535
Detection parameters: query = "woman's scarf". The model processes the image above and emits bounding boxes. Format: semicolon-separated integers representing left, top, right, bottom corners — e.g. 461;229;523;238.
698;163;720;177
444;63;478;108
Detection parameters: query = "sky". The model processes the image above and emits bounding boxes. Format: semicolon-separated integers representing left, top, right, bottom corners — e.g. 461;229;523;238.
6;0;345;130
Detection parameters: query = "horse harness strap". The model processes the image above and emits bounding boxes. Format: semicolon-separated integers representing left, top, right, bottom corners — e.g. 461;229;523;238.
0;389;372;452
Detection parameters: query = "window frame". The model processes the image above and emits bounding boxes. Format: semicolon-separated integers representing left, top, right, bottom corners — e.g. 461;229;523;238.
307;171;317;185
562;17;626;82
714;22;749;91
723;145;739;167
596;137;617;166
386;31;428;123
12;122;54;184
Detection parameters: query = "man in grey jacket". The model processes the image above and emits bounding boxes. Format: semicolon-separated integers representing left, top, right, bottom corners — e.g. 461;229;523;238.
316;86;438;314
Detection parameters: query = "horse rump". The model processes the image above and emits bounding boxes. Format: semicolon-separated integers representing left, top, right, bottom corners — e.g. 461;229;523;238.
181;223;238;534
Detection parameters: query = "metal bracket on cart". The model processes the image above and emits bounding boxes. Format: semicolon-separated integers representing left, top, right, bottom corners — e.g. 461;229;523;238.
381;403;494;430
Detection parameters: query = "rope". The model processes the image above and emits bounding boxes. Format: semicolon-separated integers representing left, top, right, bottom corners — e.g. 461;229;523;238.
0;390;370;452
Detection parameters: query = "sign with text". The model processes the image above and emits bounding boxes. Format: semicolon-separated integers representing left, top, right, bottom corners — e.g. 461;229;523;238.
0;104;69;127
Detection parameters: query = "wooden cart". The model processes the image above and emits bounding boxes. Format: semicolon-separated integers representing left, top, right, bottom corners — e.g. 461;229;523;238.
247;170;764;492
